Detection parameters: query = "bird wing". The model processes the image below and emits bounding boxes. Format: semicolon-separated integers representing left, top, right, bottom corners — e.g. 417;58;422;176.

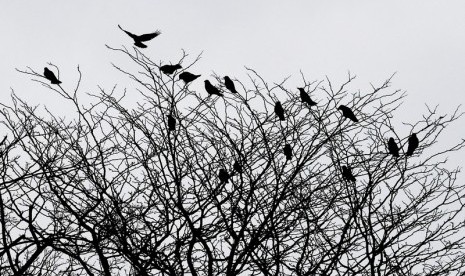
138;31;161;41
118;25;138;39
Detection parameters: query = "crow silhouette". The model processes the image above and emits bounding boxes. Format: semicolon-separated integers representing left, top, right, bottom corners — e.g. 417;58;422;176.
224;76;238;93
341;166;356;182
298;88;317;106
275;101;285;121
167;114;176;132
179;72;200;84
338;105;358;122
283;144;293;160
388;137;400;157
160;64;182;75
218;169;230;184
118;25;161;48
233;160;242;174
406;133;419;156
43;67;61;84
204;80;223;97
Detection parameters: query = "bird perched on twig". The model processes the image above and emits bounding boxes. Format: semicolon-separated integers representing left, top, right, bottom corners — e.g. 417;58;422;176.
274;101;285;121
118;25;161;48
218;169;230;184
298;88;317;106
388;137;400;157
160;64;182;75
224;76;238;93
167;114;176;132
406;133;419;156
283;144;293;160
233;160;243;174
204;80;223;97
338;105;358;122
341;166;356;182
44;67;61;85
179;72;201;84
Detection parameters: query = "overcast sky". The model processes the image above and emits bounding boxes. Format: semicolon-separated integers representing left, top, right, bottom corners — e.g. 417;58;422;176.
1;1;464;163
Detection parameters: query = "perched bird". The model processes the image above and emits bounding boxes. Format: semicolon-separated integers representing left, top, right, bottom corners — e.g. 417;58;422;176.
218;169;230;184
43;67;61;85
224;76;238;93
406;133;419;156
274;101;285;121
167;114;176;132
160;64;182;75
341;166;356;182
298;88;317;106
233;160;242;174
283;144;293;160
204;80;224;97
387;137;400;157
338;105;358;122
118;25;161;48
179;72;201;84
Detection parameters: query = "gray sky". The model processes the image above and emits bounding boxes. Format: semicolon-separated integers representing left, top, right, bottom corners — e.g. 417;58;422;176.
1;1;464;161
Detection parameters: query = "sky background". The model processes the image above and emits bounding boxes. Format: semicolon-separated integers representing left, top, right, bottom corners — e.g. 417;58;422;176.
1;1;464;165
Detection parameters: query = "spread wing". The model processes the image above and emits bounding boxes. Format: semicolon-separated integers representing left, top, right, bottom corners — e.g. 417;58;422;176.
118;25;138;40
139;30;161;41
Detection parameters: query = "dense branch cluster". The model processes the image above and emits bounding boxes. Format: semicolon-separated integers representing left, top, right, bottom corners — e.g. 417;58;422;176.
1;43;464;276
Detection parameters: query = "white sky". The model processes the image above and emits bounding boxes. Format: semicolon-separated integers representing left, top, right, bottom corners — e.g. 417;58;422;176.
1;1;464;164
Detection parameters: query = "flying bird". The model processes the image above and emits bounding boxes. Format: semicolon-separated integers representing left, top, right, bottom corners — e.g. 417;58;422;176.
388;137;400;157
283;143;293;160
341;166;356;182
274;101;285;121
160;64;182;75
167;114;176;132
179;72;200;84
298;88;317;106
338;105;358;122
204;80;223;97
43;67;61;85
224;76;238;93
233;160;243;174
218;169;230;184
118;25;161;48
406;133;419;156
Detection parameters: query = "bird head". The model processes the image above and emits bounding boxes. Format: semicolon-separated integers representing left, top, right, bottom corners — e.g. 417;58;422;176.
298;87;305;92
337;105;344;110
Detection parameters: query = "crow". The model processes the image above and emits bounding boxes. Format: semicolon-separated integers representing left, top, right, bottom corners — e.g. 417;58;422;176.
406;133;419;156
275;101;285;121
43;67;61;84
160;64;182;75
204;80;223;96
118;25;161;48
233;160;243;174
298;88;317;106
179;72;201;84
388;137;400;157
341;166;356;182
218;169;230;184
338;105;358;122
283;144;293;160
167;114;176;132
224;76;238;93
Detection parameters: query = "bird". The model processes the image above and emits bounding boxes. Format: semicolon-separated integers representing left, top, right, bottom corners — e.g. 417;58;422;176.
406;133;419;156
233;160;242;174
160;64;182;75
167;114;176;132
283;144;292;160
43;67;61;84
387;137;400;157
118;25;161;48
224;76;238;93
298;88;317;106
338;105;358;122
274;101;285;121
204;80;224;97
218;169;230;184
179;72;201;84
341;166;356;182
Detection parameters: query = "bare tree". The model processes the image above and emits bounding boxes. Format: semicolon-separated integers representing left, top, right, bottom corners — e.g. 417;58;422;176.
1;45;464;276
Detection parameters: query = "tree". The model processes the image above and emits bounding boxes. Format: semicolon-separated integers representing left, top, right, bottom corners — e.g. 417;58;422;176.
0;44;464;276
